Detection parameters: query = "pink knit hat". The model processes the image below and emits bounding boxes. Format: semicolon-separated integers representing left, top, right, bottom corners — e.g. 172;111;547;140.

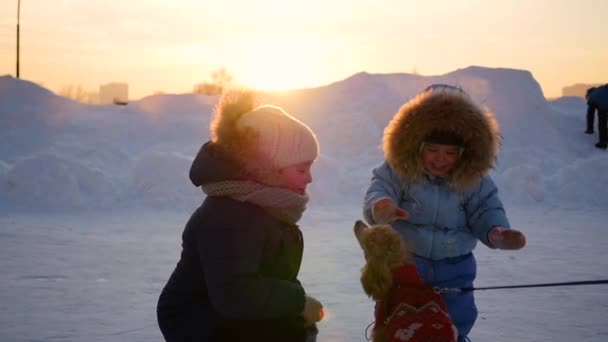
209;90;319;185
237;104;319;170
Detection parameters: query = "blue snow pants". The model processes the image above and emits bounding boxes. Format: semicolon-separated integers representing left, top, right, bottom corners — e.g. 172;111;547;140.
414;253;477;341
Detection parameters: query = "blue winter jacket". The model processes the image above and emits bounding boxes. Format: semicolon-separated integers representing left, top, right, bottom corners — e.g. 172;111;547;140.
363;162;510;260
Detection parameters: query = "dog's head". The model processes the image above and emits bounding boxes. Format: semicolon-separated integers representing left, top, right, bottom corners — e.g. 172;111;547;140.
354;220;413;300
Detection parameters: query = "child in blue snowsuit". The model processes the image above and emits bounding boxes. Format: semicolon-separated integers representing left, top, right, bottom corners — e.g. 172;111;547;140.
363;84;526;341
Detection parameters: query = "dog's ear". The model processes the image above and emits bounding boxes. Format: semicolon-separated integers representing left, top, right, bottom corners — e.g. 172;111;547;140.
353;220;369;249
361;261;393;300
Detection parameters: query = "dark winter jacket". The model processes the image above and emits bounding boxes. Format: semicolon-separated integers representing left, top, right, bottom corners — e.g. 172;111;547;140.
588;85;608;111
585;87;597;100
157;142;313;342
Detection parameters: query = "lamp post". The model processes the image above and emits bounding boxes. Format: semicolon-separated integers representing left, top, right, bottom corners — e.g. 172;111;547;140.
16;0;21;78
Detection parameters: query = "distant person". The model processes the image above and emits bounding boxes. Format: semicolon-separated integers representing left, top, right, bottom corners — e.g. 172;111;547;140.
157;90;324;341
585;87;597;134
587;84;608;149
362;84;526;342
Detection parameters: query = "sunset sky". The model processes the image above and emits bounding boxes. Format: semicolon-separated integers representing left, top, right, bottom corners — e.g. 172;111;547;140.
0;0;606;99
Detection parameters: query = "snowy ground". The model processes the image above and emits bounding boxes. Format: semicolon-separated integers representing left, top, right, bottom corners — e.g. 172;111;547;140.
1;69;607;341
1;204;607;342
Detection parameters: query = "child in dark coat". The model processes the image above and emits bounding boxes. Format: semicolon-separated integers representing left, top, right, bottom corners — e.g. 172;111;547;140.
157;90;324;341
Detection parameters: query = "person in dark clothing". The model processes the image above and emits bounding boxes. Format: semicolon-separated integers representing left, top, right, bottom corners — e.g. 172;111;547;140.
585;87;597;134
157;90;324;341
587;85;608;149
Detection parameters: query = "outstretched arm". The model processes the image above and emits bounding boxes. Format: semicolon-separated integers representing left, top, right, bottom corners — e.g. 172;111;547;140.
363;162;409;224
465;176;521;249
488;226;526;250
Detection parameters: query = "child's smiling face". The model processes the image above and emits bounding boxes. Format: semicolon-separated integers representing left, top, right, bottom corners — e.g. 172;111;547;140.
421;143;461;177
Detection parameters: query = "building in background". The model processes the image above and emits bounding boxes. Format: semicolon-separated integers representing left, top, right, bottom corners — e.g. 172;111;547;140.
99;82;129;105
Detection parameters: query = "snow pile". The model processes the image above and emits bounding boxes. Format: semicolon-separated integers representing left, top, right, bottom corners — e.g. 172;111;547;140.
4;154;116;210
548;96;587;117
0;66;606;212
128;151;200;208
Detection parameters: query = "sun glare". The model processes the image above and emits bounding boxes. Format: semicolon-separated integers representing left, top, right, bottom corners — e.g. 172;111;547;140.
235;37;329;91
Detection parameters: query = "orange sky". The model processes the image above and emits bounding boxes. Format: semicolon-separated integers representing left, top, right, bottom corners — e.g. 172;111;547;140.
0;0;606;99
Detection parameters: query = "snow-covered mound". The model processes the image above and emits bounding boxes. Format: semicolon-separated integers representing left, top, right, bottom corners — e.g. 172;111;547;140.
1;67;606;212
4;154;116;210
548;96;587;117
128;151;200;208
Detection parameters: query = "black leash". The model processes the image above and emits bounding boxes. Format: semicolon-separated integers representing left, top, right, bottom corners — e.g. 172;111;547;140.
434;279;608;294
363;280;608;341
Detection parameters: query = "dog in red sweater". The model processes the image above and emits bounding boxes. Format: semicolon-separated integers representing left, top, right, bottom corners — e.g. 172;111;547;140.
354;220;457;342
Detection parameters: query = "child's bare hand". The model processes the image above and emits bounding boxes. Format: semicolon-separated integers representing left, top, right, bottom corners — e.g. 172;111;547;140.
372;198;409;224
489;227;526;250
302;295;324;326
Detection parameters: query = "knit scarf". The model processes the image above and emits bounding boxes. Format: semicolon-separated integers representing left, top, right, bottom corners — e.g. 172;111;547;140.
201;180;309;225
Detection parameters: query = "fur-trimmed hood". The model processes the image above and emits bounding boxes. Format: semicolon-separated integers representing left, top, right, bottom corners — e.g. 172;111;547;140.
383;85;500;191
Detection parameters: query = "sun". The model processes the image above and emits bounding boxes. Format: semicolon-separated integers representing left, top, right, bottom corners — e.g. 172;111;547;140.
235;37;329;91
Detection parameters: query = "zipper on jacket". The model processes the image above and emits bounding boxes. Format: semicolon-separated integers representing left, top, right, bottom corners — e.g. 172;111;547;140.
429;184;440;259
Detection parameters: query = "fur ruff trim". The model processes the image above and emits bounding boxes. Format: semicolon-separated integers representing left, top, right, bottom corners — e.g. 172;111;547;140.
383;86;501;191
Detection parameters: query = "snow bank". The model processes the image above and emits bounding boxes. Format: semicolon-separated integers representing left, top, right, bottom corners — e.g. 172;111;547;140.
549;96;588;118
128;151;200;208
1;67;606;212
545;156;608;208
4;154;116;210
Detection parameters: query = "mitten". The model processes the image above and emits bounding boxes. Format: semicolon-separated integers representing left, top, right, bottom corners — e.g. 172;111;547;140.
372;198;409;224
489;226;526;250
302;295;324;326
